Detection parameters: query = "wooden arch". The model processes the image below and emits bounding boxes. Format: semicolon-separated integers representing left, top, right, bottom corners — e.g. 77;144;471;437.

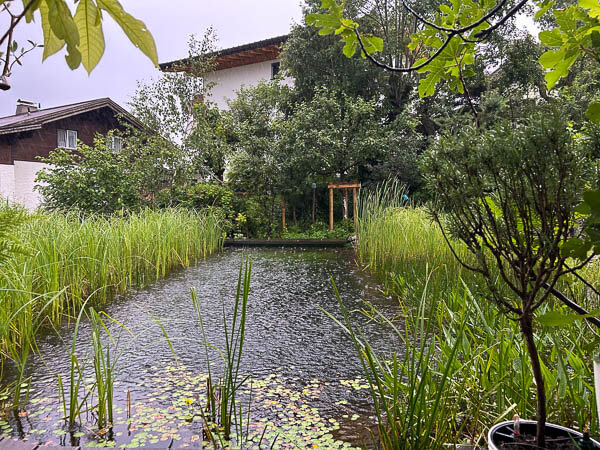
328;183;361;231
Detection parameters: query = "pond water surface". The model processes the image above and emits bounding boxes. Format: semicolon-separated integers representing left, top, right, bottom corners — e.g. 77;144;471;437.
2;247;401;448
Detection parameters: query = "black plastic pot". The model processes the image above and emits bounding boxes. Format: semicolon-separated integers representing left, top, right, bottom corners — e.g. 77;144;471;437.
488;420;600;449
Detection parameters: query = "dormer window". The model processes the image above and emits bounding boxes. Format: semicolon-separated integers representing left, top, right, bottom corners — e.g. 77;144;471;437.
271;62;281;80
57;129;77;149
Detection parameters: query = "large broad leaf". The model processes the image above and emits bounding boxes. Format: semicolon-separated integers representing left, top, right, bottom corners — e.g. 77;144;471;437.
45;0;81;69
22;0;42;23
544;51;579;90
97;0;158;67
560;236;591;260
586;101;600;125
539;310;600;327
74;0;105;74
418;70;443;97
539;48;565;69
579;0;600;17
583;189;600;214
40;0;66;61
539;29;563;47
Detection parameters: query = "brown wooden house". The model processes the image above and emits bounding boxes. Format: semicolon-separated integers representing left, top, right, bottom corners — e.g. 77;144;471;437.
0;98;142;209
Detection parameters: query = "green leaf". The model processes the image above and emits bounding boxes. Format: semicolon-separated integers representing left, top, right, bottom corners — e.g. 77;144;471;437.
362;35;384;54
535;0;556;20
45;0;81;69
591;31;600;49
306;13;341;32
539;310;600;327
539;48;564;69
544;51;578;90
22;0;42;23
574;202;591;215
561;236;591;259
587;102;600;124
97;0;158;66
75;0;106;74
418;70;442;97
579;0;600;17
539;29;563;47
39;0;66;61
462;52;475;65
342;35;357;58
583;189;600;213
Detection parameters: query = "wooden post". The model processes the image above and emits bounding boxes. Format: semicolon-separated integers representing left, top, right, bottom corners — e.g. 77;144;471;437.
312;186;316;224
353;187;358;228
329;187;334;231
343;189;349;219
281;197;286;232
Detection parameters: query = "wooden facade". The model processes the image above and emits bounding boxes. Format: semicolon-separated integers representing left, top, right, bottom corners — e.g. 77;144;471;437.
0;109;124;164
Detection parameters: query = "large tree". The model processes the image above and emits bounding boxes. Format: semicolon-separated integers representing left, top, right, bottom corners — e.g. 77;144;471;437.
128;31;232;182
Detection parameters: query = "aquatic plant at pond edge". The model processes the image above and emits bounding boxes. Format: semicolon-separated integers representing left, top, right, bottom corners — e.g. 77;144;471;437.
355;180;600;445
423;110;593;447
192;257;253;447
90;308;117;430
324;273;470;449
0;208;224;389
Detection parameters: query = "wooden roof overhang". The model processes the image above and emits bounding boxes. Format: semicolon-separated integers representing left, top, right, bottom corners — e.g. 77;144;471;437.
213;43;282;70
0;98;144;136
159;35;289;73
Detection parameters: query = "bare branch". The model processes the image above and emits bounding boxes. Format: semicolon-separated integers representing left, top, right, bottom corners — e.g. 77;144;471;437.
0;0;38;48
353;0;530;73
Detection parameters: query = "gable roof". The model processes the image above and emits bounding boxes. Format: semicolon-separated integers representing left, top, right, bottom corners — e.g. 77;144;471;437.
160;35;289;72
0;98;143;136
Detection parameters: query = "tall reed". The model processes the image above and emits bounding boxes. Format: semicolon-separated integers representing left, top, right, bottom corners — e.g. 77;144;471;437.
193;257;252;447
356;180;469;283
0;209;223;381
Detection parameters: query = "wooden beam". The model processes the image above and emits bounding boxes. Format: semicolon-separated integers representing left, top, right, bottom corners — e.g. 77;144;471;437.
353;187;358;228
281;197;286;233
329;188;334;231
328;183;361;189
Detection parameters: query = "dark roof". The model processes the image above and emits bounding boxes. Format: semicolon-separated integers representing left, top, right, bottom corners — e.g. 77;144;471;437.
159;34;289;71
0;98;143;135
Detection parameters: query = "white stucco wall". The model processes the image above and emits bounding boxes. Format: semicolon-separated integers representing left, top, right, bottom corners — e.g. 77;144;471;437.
204;59;293;109
12;161;49;210
0;164;15;203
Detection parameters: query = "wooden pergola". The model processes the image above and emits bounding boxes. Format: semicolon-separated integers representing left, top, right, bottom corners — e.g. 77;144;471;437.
328;183;361;231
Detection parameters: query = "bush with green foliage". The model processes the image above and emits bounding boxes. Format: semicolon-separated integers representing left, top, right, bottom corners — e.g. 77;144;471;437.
422;109;593;446
36;135;143;214
154;183;238;233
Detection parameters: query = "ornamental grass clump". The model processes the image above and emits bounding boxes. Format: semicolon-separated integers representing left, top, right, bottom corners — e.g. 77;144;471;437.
421;110;593;447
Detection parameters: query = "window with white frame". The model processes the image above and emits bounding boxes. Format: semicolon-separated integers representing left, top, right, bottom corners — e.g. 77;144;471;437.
57;129;78;149
107;135;123;151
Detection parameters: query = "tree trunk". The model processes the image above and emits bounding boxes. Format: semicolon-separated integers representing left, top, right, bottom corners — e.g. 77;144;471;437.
520;312;546;448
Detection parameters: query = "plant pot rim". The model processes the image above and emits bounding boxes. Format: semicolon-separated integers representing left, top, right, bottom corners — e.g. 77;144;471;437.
488;420;600;450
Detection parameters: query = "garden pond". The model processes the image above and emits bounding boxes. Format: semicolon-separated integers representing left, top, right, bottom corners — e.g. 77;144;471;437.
1;247;402;448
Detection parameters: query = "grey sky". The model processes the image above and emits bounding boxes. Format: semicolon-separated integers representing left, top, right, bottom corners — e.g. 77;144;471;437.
0;1;304;117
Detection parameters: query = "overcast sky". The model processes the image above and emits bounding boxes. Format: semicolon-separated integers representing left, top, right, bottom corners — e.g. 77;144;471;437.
0;1;304;117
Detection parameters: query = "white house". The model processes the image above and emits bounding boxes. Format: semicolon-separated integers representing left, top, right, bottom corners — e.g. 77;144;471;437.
159;35;292;109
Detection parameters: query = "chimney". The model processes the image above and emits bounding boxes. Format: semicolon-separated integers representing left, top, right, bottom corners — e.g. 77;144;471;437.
16;99;40;115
